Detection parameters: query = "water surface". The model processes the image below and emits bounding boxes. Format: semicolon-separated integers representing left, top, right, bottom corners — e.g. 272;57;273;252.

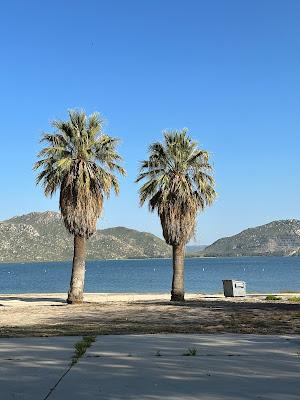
0;257;299;294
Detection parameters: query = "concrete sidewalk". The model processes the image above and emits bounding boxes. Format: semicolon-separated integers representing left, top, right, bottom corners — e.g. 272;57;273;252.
1;335;299;399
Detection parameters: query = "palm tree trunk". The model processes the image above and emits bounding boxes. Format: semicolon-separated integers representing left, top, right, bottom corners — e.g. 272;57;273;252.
67;235;86;304
171;243;185;301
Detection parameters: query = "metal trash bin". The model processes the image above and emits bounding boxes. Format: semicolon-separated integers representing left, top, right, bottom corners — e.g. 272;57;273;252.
223;280;246;297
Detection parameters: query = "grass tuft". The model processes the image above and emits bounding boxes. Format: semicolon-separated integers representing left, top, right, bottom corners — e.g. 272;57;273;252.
71;336;96;366
182;348;197;356
265;295;282;301
287;297;300;302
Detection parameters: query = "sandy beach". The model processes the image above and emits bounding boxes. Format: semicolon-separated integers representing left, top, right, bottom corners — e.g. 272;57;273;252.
0;293;299;337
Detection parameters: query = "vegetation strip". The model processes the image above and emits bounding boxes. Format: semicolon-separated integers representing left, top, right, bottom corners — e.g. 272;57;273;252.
43;336;96;400
71;336;96;365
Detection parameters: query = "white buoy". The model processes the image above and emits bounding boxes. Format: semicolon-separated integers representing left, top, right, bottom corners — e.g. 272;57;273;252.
203;268;205;271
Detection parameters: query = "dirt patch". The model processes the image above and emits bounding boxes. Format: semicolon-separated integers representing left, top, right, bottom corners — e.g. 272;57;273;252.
0;295;299;337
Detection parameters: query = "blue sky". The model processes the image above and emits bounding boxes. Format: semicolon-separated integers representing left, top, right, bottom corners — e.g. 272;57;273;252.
0;0;299;244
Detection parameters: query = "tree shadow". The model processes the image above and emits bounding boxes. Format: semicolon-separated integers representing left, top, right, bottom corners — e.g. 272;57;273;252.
1;334;299;399
54;334;300;399
152;299;300;311
1;297;299;337
0;296;66;304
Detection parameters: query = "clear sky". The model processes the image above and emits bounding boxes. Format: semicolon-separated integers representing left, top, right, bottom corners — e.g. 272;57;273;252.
0;0;299;244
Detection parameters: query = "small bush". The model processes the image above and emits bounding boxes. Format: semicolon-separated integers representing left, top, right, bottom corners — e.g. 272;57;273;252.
287;297;300;302
265;295;282;301
182;348;197;356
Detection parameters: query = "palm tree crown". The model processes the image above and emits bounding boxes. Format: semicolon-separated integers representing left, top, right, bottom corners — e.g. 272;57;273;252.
34;110;126;238
136;129;216;245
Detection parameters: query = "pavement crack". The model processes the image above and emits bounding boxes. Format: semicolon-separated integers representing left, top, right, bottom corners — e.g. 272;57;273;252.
42;336;96;400
43;365;72;400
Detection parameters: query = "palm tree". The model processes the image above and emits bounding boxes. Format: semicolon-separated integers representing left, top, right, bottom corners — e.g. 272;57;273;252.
34;110;126;304
136;129;216;301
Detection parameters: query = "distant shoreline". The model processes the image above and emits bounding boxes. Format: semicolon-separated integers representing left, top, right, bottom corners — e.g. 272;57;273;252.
0;254;299;265
0;257;173;265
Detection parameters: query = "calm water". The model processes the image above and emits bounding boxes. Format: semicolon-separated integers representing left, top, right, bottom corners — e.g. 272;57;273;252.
0;257;299;294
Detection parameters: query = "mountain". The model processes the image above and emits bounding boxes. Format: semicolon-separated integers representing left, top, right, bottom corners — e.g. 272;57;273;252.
0;211;171;262
186;245;207;256
201;220;300;257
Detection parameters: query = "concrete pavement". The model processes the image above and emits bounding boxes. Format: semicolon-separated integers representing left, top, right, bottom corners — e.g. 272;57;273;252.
1;334;299;399
0;336;79;399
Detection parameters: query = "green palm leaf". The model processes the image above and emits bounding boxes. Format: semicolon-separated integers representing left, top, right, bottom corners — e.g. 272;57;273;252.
136;129;216;245
34;110;126;238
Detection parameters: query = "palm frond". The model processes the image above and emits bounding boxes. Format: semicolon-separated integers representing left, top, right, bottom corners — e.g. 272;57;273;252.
136;129;216;245
34;109;125;238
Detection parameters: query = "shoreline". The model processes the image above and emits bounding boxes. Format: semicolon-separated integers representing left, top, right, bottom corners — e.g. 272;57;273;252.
1;254;300;264
1;292;300;303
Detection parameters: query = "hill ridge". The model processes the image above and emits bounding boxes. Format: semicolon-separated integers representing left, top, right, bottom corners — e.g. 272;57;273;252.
202;219;300;257
0;211;171;262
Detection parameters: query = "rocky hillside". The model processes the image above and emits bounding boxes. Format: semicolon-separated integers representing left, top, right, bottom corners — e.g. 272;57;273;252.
0;212;171;262
186;245;207;256
202;220;300;257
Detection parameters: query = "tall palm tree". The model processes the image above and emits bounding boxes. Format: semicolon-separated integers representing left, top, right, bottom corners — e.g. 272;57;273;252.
34;110;125;304
136;129;216;302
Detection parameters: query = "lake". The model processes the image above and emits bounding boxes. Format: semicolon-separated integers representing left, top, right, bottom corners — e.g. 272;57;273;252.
0;257;299;294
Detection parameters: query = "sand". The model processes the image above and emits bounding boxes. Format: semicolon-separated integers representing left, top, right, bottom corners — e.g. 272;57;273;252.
0;293;299;337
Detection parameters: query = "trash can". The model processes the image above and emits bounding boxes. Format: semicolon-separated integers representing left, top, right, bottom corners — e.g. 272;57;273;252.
223;280;246;297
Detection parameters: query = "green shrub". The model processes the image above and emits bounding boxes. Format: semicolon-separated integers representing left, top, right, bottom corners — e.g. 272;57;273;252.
265;295;282;301
287;297;300;302
182;348;197;356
